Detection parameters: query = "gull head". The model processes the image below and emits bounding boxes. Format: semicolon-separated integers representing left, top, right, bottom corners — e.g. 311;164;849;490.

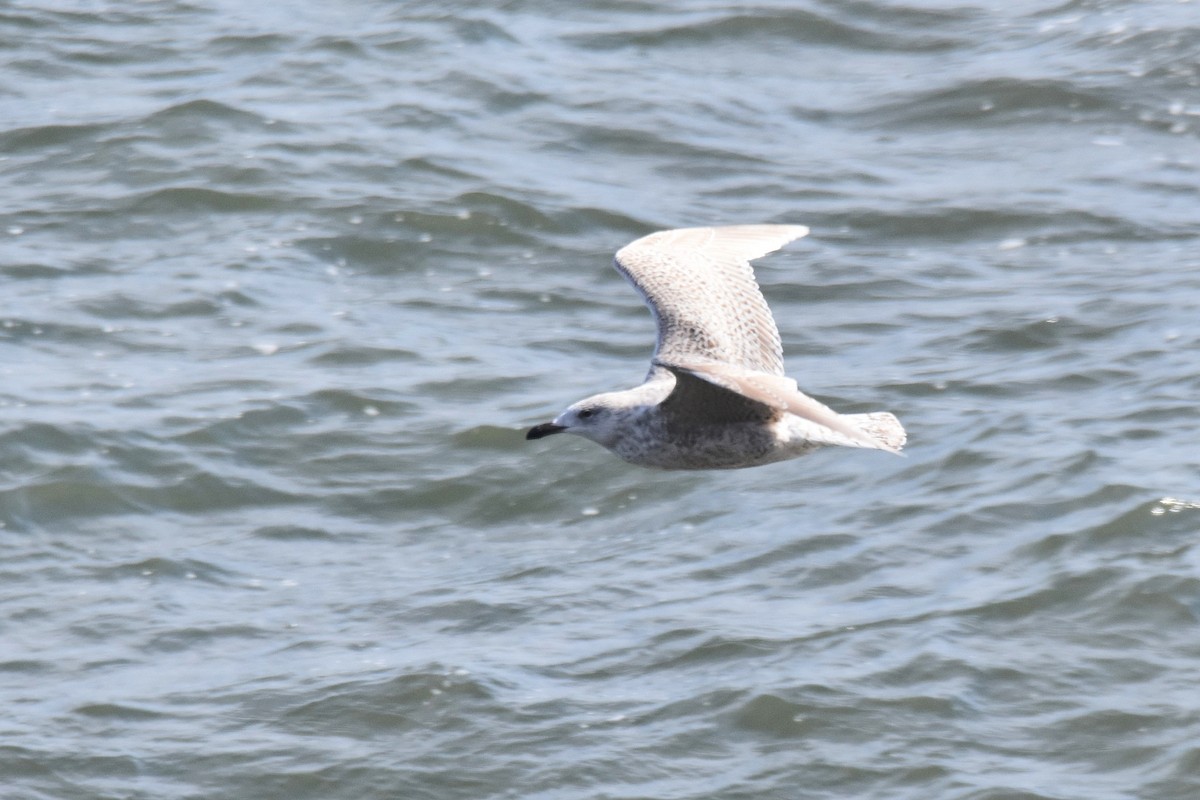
526;390;646;449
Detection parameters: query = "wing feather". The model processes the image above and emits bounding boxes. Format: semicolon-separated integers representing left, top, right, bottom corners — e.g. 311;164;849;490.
613;225;808;377
658;359;901;453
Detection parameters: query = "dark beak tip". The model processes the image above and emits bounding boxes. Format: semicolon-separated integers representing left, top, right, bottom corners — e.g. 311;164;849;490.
526;423;565;440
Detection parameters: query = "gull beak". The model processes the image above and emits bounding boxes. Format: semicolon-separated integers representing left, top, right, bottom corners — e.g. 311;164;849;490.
526;422;566;440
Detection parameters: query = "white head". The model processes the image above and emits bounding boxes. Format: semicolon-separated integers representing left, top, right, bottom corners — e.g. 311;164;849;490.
526;389;647;450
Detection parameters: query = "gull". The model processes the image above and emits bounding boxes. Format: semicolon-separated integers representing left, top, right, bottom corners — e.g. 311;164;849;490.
526;225;906;469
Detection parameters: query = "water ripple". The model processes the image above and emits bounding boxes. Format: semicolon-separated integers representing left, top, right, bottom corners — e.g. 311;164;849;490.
3;2;1200;799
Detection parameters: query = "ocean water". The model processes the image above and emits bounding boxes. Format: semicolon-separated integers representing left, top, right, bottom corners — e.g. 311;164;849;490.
2;1;1199;798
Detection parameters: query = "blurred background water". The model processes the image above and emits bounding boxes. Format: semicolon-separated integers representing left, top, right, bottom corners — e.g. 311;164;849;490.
2;1;1199;798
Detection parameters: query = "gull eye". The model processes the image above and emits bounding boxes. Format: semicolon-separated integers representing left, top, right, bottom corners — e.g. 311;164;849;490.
578;408;595;420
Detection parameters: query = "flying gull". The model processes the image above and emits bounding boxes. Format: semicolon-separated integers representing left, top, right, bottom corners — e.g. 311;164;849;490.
526;225;906;469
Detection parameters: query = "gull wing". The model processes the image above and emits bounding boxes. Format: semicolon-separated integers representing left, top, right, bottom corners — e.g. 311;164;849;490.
658;359;901;453
657;364;778;428
613;225;809;377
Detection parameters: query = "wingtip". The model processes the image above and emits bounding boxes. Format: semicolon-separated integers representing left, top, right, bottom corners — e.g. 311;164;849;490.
851;412;907;454
617;223;811;254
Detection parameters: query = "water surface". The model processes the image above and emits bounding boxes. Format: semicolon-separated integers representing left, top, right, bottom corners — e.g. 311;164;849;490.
2;2;1199;799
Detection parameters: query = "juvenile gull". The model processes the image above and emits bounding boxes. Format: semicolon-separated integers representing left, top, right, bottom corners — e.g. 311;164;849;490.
526;225;906;469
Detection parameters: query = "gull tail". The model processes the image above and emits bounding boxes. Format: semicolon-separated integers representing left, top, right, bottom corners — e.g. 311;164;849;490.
843;412;907;453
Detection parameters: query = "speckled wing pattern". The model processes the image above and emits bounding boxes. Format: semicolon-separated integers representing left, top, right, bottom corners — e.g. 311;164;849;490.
613;225;810;377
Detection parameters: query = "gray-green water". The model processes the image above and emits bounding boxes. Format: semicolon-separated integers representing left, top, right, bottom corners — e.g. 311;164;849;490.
3;2;1200;798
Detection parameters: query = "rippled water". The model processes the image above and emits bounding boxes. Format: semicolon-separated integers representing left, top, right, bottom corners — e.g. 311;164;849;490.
3;1;1200;798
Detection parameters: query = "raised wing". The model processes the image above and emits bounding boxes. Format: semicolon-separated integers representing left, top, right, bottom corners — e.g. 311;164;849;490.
613;225;809;377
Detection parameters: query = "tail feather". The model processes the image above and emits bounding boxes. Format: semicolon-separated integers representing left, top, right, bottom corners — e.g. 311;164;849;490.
843;412;907;454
